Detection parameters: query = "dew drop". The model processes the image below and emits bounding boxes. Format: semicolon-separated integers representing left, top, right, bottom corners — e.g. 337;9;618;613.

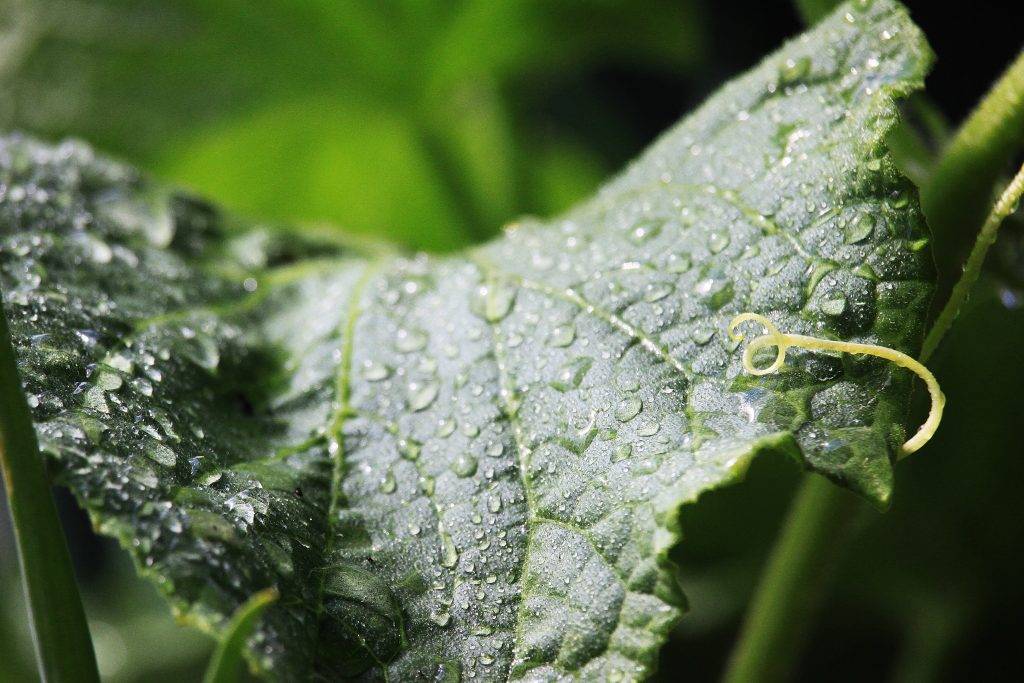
470;280;517;322
548;324;576;348
361;360;391;382
779;56;811;84
131;466;159;489
400;439;422;461
690;327;714;345
108;353;133;373
95;369;122;392
436;417;456;438
395;327;428;353
147;442;176;467
615;396;643;422
629;220;662;244
83;386;109;413
452;454;478;478
820;296;847;316
127;377;152;398
636;420;660;437
844;213;875;244
550;356;593;392
666;253;691;273
379;468;397;494
708;233;731;254
694;278;735;309
440;532;459;568
408;380;440;412
81;233;113;264
188;336;220;371
643;282;674;303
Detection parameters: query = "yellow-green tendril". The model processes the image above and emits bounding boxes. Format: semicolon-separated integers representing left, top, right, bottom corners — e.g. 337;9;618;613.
728;313;944;457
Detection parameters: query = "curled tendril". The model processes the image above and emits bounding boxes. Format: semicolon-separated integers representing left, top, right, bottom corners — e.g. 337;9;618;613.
728;313;945;457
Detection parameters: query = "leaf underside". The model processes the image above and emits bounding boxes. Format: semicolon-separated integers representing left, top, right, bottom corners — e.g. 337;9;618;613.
0;2;933;680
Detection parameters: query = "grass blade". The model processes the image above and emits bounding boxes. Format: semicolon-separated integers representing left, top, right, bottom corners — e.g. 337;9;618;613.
202;588;279;683
0;294;99;682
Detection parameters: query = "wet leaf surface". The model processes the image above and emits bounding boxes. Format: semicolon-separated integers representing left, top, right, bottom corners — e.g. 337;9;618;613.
0;2;933;679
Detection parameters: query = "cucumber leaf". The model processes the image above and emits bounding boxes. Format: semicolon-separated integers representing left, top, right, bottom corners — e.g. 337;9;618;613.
0;1;933;679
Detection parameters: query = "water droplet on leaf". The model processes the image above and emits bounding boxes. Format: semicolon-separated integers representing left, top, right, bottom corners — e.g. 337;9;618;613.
615;396;642;422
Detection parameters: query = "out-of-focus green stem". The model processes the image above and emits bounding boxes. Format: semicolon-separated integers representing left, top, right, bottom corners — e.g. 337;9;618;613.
202;588;278;683
0;295;99;682
922;162;1024;361
923;49;1024;289
722;475;865;683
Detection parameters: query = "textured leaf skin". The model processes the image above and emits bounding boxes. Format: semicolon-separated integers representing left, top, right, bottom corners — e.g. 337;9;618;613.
0;2;933;680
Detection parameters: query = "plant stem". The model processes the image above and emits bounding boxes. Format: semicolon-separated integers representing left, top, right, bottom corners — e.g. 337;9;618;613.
202;588;278;683
722;475;865;683
0;296;99;682
923;50;1024;291
921;161;1024;362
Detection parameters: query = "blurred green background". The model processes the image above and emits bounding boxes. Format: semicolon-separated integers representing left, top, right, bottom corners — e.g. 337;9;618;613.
2;1;1023;680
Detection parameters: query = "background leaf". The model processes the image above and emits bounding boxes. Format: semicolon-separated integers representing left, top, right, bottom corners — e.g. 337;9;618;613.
0;0;707;250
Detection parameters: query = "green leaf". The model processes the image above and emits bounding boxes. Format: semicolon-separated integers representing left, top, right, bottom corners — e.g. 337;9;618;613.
154;97;473;251
0;1;933;680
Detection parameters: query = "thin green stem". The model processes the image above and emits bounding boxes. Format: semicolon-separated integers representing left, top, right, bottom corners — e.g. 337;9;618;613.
923;49;1024;289
202;588;278;683
921;161;1024;361
0;294;99;682
722;475;866;683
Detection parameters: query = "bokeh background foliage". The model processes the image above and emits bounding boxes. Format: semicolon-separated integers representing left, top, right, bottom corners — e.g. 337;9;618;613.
1;0;1023;680
1;0;708;250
